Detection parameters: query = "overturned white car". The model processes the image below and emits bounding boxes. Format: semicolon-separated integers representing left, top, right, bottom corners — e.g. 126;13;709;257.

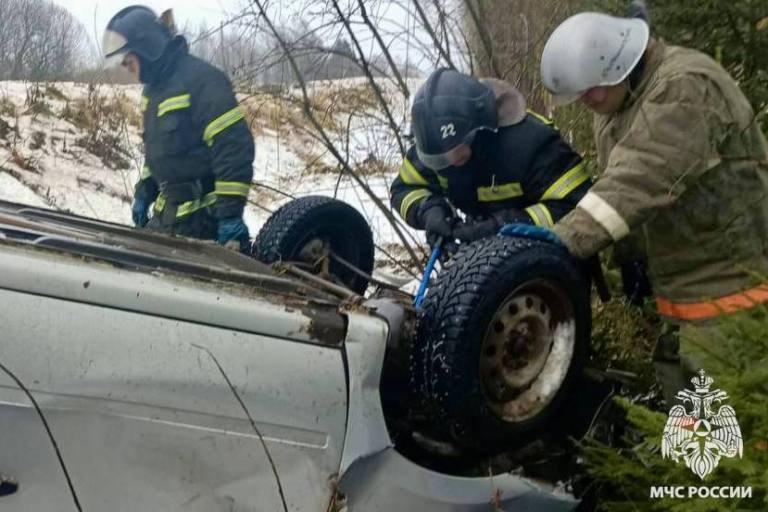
0;197;590;511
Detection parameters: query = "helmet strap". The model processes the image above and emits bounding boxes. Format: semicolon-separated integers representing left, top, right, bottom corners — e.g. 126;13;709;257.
627;52;647;93
138;37;183;84
138;54;160;84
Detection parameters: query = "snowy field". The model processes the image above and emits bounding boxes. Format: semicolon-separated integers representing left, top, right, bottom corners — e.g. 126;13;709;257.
0;79;423;274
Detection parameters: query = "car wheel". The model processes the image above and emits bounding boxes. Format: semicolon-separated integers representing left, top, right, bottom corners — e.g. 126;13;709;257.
252;196;374;294
411;234;591;451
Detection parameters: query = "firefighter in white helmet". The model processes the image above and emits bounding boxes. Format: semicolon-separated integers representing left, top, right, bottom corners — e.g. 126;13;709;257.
540;5;768;403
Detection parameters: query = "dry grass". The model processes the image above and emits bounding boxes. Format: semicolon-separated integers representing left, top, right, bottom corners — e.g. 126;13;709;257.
0;118;17;140
62;87;141;132
241;92;306;134
29;131;45;150
44;84;69;102
10;148;39;173
0;96;16;117
242;81;381;138
310;82;378;116
28;99;53;117
62;85;137;170
241;84;396;184
355;156;396;177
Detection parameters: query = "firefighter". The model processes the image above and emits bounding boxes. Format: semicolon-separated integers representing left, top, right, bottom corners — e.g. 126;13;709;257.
540;10;768;400
390;68;591;250
102;6;254;251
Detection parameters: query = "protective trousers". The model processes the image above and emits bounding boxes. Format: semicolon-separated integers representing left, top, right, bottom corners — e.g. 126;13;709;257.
653;307;766;406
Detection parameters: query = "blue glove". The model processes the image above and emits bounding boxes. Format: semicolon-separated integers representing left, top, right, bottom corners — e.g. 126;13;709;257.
217;217;250;251
498;223;564;248
131;198;150;228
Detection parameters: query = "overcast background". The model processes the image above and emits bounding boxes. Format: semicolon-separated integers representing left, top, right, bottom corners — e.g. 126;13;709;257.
53;0;241;51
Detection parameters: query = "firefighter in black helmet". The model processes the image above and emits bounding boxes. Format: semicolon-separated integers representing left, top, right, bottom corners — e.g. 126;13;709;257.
391;68;591;248
103;6;254;251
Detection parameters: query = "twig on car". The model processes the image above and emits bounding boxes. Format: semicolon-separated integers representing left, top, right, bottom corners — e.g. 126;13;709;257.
246;198;274;214
275;262;358;299
0;361;82;512
190;344;289;512
329;249;401;291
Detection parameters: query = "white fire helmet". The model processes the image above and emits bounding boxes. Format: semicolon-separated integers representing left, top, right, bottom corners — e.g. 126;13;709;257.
541;12;649;106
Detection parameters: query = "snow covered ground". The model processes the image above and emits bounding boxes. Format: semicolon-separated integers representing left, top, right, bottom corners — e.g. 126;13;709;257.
0;81;141;224
0;79;423;276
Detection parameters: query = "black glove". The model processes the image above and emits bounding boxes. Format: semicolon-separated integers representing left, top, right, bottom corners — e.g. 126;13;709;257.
419;200;455;248
621;259;653;305
452;218;499;243
490;207;531;226
453;208;531;243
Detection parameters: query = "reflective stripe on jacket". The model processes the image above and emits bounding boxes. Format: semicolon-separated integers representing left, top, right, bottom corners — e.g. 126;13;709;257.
135;37;254;220
553;40;768;320
390;111;590;229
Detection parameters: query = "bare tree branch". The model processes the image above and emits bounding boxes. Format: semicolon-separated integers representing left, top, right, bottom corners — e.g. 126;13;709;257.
250;0;421;268
331;0;405;157
356;0;410;98
412;0;457;69
463;0;502;78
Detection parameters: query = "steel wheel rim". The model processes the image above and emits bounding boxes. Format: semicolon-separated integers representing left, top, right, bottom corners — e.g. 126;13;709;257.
480;279;576;423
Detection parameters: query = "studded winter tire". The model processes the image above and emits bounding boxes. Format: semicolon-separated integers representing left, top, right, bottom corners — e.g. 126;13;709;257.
252;196;374;294
412;234;591;450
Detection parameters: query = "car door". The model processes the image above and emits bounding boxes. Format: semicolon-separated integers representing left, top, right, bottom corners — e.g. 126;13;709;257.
0;244;348;512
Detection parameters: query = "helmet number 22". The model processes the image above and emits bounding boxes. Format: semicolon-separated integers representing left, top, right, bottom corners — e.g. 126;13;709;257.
440;123;456;139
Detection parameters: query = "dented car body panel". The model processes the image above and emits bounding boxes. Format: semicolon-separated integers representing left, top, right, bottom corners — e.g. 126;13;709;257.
0;200;578;511
0;274;349;511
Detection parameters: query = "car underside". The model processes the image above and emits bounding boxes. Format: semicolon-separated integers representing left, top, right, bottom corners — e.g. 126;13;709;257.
0;198;609;510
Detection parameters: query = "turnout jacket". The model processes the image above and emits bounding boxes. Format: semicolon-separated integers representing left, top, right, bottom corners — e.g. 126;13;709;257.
391;79;590;230
135;37;254;220
554;40;768;321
